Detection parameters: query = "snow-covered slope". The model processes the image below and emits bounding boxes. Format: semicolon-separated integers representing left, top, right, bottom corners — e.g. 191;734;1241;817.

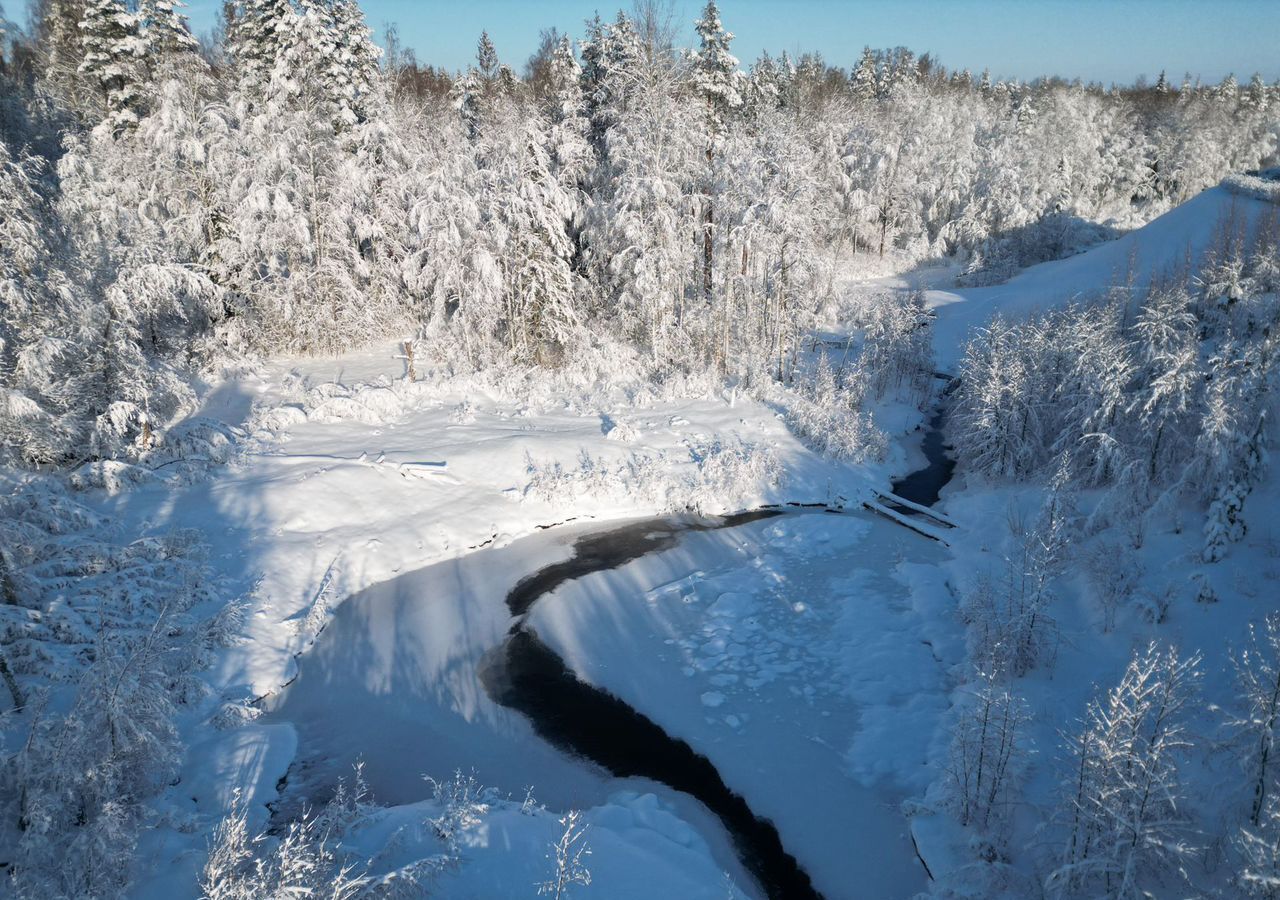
927;184;1277;370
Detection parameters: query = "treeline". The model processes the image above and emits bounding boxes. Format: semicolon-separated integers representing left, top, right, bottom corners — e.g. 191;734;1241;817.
0;0;1277;467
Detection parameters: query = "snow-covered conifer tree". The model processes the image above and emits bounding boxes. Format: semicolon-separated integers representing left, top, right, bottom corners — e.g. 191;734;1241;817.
138;0;198;58
77;0;146;133
690;1;741;306
226;0;293;95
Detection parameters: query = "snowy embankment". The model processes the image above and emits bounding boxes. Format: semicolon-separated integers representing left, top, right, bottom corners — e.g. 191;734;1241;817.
926;184;1277;370
104;349;922;898
256;517;760;898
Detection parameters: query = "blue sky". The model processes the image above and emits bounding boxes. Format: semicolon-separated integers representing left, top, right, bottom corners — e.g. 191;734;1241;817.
8;0;1279;85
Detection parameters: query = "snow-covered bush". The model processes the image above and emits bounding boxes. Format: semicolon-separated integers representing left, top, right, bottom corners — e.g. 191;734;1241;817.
0;469;238;897
1083;539;1142;632
780;354;887;463
964;480;1072;678
684;436;783;513
200;788;367;900
855;289;934;403
538;809;592;899
425;769;493;852
1225;170;1280;204
523;436;780;515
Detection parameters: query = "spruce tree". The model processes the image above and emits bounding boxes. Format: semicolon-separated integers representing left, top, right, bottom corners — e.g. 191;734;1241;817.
690;1;740;305
227;0;294;95
139;0;198;58
852;46;878;101
77;0;146;133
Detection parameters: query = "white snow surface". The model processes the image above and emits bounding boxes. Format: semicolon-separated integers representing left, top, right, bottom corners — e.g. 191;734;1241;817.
95;181;1280;898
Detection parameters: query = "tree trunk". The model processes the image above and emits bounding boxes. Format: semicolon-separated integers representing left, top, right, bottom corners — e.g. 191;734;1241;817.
1252;671;1280;826
402;340;416;382
703;144;713;305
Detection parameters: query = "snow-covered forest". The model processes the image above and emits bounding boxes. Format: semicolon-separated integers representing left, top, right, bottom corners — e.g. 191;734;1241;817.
0;0;1278;897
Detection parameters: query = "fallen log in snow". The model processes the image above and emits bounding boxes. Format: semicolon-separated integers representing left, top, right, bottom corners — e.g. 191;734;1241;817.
862;500;951;546
872;490;956;528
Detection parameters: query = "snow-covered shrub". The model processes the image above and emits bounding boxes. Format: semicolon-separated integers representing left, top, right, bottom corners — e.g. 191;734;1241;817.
6;571;226;897
964;482;1072;677
250;404;309;434
1084;539;1142;632
211;700;262;731
68;458;159;494
781;354;887;463
523;449;663;508
684;437;782;513
538;809;592;899
0;469;239;897
856;290;934;403
199;788;367;900
1224;170;1280;204
425;770;494;852
1204;481;1249;561
1192;570;1219;604
450;401;477;425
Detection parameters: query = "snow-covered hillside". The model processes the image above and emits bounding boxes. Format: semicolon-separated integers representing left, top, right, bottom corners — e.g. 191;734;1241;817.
928;184;1278;369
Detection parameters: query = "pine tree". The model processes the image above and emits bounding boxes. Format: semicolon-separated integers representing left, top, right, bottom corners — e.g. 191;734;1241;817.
690;1;741;306
0;143;80;463
582;56;698;364
852;46;878;101
227;0;293;95
543;33;591;256
329;0;382;123
489;113;580;364
77;0;146;134
476;29;498;82
138;0;198;58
